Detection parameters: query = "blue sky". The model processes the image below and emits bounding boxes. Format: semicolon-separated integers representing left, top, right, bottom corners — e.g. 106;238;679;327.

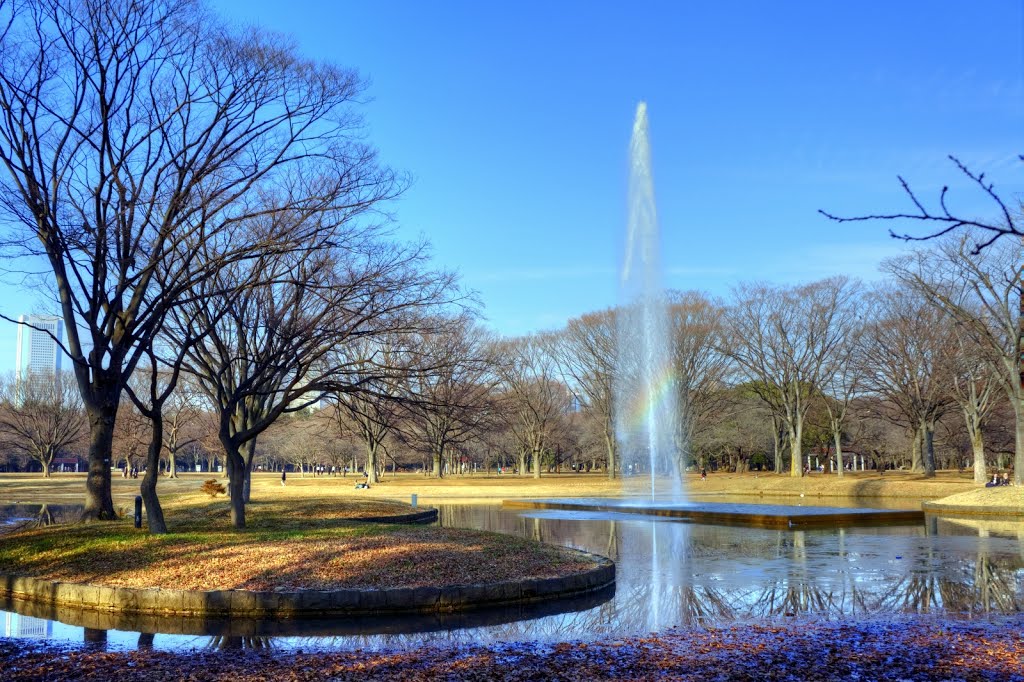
2;1;1022;371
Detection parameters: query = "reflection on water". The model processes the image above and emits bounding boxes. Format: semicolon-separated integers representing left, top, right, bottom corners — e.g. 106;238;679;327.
1;503;1022;653
0;504;80;533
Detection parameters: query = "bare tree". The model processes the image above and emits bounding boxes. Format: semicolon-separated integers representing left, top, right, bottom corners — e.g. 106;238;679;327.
175;236;457;528
884;234;1024;484
726;277;860;476
948;330;1000;483
0;370;85;476
858;285;957;476
497;334;570;479
111;397;148;475
822;157;1022;477
553;309;618;478
401;319;497;478
329;340;408;484
818;320;866;477
668;290;732;472
821;156;1022;251
161;378;204;480
0;0;402;519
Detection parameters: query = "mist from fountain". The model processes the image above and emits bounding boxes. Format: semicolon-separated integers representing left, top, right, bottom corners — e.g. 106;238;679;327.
614;102;685;502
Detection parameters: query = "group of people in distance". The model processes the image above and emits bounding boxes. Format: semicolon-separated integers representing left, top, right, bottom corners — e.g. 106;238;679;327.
985;471;1013;487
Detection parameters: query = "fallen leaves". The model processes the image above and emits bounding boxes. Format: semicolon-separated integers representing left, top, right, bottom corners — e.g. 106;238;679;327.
3;617;1023;681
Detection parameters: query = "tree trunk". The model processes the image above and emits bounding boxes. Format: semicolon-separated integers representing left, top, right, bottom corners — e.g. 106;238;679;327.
924;420;936;477
833;428;844;478
240;440;255;503
604;416;617;479
366;441;380;484
910;427;924;473
517;451;527;476
1013;396;1024;486
532;447;542;479
140;417;168;534
167;446;178;479
968;412;988;484
221;437;248;529
432;448;443;478
773;426;784;474
83;401;118;520
788;419;802;477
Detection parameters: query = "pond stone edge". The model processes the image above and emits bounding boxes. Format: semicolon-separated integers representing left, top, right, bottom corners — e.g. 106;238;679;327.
0;549;614;618
922;501;1024;518
352;509;439;524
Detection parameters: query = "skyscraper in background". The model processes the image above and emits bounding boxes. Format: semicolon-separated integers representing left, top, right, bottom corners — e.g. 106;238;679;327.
15;314;63;383
4;612;52;638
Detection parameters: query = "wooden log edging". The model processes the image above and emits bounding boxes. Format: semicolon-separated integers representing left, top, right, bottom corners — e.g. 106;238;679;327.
0;549;614;618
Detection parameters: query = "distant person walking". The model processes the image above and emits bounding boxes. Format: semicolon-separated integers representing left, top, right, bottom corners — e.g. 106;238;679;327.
281;470;287;487
700;468;707;482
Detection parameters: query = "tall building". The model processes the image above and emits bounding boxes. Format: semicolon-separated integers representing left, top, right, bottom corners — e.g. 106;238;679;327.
15;314;64;384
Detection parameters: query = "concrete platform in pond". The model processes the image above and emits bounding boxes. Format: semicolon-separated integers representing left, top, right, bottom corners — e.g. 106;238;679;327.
503;498;925;529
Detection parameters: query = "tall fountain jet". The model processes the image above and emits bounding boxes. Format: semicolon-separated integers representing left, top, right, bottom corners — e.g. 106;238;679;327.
615;102;684;501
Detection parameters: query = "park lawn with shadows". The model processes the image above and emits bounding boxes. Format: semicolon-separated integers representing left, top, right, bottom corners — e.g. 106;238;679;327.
0;496;594;592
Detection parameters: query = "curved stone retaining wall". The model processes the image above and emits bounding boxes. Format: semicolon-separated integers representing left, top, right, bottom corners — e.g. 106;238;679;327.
0;550;614;619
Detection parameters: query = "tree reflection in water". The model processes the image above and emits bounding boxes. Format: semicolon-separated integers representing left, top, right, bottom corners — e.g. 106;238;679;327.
434;505;1022;637
207;635;272;651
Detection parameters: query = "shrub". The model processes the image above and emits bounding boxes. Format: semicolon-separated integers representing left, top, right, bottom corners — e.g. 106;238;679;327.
200;479;226;498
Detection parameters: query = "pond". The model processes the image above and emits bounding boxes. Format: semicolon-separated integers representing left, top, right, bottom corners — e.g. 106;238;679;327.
1;501;1022;652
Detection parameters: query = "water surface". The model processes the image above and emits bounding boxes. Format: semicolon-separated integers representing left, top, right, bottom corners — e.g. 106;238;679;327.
1;502;1021;652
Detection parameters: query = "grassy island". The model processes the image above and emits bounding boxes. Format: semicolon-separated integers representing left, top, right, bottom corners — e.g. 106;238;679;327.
0;493;600;598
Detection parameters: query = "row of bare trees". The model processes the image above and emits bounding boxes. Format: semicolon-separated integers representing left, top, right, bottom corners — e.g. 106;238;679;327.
2;231;1016;495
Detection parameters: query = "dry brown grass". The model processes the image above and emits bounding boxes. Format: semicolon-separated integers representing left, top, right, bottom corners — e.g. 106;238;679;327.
0;468;997;511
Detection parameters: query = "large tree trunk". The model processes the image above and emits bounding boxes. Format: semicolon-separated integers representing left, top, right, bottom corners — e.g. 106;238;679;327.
140;417;167;534
83;401;118;520
787;418;802;477
221;437;248;529
432;448;443;478
366;441;379;484
967;410;988;484
532;447;542;479
240;440;255;503
971;434;987;483
41;449;52;478
910;427;924;473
